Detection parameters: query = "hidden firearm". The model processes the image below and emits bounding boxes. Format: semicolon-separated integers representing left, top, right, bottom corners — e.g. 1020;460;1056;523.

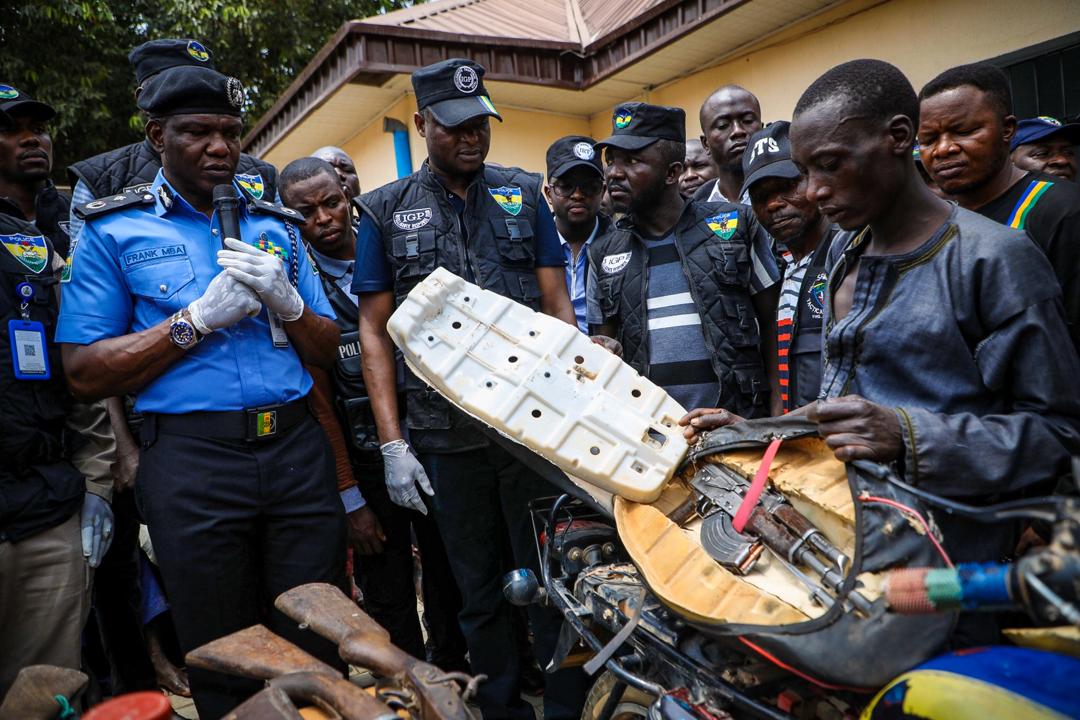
186;624;398;720
676;462;873;613
276;583;483;720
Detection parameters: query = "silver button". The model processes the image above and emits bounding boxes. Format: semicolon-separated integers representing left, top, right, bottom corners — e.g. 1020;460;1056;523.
211;229;219;236
159;284;167;293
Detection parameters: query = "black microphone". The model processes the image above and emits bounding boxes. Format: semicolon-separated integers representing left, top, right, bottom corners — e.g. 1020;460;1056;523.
213;184;241;249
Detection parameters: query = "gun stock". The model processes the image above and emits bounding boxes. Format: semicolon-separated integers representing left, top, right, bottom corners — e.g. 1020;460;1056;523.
223;686;303;720
277;584;480;720
269;673;398;720
185;624;340;681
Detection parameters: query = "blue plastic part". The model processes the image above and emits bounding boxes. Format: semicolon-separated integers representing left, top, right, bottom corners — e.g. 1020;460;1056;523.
956;562;1013;608
393;128;413;179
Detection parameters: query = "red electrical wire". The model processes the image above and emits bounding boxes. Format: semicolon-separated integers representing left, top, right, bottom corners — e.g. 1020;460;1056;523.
737;637;870;693
732;438;783;533
859;494;954;568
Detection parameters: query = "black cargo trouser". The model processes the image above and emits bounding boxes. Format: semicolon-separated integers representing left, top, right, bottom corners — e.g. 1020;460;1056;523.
137;413;347;720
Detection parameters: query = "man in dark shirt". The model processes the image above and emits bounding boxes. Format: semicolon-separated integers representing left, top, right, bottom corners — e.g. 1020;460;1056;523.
918;63;1080;351
784;59;1080;572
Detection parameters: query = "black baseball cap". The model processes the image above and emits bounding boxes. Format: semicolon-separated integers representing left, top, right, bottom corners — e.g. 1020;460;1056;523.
546;135;602;180
596;103;684;152
741;121;801;197
129;39;216;86
137;65;245;117
1011;116;1080;151
412;58;501;128
0;84;56;124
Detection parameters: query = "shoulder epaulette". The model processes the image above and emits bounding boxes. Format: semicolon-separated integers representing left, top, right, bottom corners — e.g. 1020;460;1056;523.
74;191;156;220
247;197;303;224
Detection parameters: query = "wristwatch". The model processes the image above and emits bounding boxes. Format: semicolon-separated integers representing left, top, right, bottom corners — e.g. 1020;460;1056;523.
169;310;203;349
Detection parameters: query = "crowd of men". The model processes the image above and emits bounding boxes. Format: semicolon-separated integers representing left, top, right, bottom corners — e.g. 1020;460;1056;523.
1;32;1079;720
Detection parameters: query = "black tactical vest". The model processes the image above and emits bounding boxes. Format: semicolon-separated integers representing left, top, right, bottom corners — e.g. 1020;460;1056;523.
0;213;84;542
310;244;381;460
0;182;73;258
783;225;839;412
358;162;545;452
588;200;769;419
68;139;279;201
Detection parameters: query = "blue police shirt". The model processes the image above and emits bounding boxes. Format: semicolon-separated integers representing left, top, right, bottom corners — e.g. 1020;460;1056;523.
560;218;599;334
352;183;566;293
55;170;334;414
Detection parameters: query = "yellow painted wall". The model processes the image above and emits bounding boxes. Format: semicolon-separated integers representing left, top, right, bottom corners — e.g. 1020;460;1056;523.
591;0;1080;135
272;0;1078;192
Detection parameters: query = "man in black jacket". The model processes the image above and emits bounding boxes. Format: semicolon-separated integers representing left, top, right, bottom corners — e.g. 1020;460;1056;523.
587;102;780;420
279;156;468;675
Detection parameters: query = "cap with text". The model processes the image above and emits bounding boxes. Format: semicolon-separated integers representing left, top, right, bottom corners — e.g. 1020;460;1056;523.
596;103;684;152
741;121;801;197
546;135;603;180
1011;116;1080;151
413;58;501;128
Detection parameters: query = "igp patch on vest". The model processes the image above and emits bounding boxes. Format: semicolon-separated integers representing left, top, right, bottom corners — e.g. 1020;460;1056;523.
601;251;631;274
394;208;433;231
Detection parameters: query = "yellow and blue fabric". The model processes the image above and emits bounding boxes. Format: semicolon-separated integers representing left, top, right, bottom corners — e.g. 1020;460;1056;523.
1006;178;1053;230
862;646;1080;719
55;169;333;414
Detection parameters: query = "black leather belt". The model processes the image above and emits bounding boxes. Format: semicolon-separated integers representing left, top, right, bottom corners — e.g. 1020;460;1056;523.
148;398;309;442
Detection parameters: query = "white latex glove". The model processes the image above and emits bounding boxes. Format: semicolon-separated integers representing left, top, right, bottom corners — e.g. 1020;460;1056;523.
81;493;114;568
381;439;434;515
188;270;262;334
218;238;304;322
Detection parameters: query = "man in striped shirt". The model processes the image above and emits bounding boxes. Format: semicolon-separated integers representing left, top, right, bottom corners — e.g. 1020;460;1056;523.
587;102;780;421
919;63;1080;352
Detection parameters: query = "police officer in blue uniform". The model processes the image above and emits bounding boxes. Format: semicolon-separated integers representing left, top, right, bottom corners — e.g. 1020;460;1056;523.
355;58;586;719
55;64;345;719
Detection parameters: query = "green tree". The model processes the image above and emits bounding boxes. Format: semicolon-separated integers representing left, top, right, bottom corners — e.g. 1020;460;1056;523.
0;0;413;186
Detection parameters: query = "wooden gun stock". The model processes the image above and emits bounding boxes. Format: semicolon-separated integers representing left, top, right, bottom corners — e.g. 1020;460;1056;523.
185;624;340;680
276;583;479;720
223;686;303;720
269;673;398;720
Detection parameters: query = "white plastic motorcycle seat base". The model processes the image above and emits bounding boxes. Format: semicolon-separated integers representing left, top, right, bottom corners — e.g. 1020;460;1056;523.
387;267;689;503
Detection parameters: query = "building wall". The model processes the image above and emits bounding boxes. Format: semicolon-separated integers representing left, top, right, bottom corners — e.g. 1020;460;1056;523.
269;0;1078;192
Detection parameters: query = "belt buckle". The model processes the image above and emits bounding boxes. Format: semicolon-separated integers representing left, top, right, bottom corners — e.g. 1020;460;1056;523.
247;405;280;442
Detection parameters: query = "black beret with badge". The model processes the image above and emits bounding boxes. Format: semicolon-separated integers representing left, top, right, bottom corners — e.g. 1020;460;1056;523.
412;58;502;128
0;84;56;125
740;121;801;197
546;135;603;180
129;38;216;86
596;102;684;152
137;65;245;118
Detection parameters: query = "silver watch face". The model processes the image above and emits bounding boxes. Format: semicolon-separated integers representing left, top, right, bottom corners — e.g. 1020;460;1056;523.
170;318;197;347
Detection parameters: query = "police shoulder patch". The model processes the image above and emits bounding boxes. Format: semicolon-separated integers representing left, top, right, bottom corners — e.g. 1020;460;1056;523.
236;173;265;200
248;198;303;224
75;191;156;220
705;210;739;241
1;233;48;274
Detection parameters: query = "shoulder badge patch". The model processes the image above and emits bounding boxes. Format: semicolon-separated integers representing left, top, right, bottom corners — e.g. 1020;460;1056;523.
394;208;433;231
236;173;265;200
706;211;739;241
806;272;828;318
601;251;631;274
488;186;522;216
2;234;48;274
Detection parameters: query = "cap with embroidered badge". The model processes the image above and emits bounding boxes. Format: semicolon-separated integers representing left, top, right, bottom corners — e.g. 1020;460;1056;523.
137;65;244;118
595;102;684;152
412;58;501;128
129;38;216;86
740;121;801;197
1011;116;1080;151
0;84;56;124
546;135;603;180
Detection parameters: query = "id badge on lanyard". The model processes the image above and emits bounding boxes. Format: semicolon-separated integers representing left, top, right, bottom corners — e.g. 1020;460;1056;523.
9;281;50;380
